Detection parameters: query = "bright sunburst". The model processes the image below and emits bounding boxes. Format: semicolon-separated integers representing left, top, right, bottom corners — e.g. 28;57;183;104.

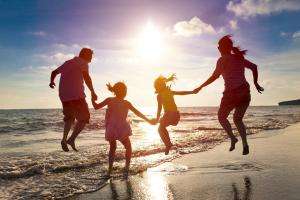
136;21;165;60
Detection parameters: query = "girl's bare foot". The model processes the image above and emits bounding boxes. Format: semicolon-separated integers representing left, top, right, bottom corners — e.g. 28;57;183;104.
165;144;173;155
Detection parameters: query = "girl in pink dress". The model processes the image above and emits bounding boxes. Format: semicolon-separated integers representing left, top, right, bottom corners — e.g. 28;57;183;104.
92;82;155;177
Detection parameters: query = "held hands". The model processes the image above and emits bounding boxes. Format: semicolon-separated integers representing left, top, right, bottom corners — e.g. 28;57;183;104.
91;91;98;101
192;86;202;94
49;82;55;89
255;83;264;94
148;118;158;125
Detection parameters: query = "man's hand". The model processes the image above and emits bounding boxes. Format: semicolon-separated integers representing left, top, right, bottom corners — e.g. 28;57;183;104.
255;83;264;94
91;92;98;101
49;82;56;89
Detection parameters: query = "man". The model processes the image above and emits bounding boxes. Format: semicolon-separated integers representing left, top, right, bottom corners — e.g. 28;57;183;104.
49;48;97;152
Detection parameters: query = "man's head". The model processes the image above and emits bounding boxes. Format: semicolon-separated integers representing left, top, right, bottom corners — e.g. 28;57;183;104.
79;48;93;63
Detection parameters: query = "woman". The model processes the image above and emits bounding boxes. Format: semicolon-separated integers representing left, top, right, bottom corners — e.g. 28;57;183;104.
194;35;264;155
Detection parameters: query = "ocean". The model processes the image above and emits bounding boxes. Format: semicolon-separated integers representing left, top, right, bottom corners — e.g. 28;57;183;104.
0;106;300;199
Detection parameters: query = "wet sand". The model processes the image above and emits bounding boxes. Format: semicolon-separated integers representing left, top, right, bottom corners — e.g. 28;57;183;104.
72;123;300;200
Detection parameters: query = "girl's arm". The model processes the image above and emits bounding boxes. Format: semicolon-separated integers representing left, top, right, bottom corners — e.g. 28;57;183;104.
156;95;162;122
172;90;196;95
127;102;153;124
244;59;264;93
92;98;110;110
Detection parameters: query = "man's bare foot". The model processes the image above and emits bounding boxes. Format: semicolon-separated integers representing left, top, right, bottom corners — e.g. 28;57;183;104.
229;137;238;152
165;144;173;155
61;140;69;152
66;139;78;151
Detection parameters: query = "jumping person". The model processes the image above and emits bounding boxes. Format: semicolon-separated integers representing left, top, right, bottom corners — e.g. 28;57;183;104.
154;74;197;155
193;35;264;155
49;48;97;152
92;82;155;177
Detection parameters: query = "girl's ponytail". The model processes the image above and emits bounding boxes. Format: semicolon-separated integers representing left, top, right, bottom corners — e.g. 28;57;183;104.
106;83;114;93
232;46;247;59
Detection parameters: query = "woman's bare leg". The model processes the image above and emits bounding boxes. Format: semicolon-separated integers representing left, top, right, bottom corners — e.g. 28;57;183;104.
218;104;238;151
233;102;250;151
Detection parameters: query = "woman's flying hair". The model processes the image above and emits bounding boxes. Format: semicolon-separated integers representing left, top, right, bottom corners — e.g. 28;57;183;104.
218;35;247;58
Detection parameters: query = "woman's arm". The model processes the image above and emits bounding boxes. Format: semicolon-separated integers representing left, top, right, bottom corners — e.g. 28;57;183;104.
172;90;197;95
193;72;220;93
193;59;222;93
244;59;264;93
92;98;110;110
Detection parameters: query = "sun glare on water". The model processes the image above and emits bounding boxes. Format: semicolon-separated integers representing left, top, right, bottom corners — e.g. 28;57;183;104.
136;21;165;60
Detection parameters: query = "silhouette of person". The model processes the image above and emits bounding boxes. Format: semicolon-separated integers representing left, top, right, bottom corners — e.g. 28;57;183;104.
232;176;252;200
49;48;98;152
194;35;264;155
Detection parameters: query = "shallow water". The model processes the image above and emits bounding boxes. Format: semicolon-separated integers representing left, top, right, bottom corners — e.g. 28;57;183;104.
0;106;300;199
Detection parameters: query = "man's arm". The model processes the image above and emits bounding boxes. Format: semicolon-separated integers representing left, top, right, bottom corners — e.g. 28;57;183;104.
49;69;59;89
82;71;98;101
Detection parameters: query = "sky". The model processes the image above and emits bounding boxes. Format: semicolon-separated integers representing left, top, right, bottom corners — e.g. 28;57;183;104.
0;0;300;109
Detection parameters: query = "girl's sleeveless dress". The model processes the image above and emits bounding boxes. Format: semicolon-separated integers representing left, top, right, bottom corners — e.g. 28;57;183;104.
105;99;132;141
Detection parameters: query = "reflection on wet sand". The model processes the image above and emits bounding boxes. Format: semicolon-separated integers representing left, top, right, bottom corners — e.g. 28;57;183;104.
107;171;173;200
232;176;252;200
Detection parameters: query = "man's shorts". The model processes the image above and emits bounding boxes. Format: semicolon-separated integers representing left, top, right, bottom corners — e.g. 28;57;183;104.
62;98;90;123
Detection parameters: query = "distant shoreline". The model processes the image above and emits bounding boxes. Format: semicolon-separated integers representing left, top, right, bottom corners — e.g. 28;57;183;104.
279;99;300;106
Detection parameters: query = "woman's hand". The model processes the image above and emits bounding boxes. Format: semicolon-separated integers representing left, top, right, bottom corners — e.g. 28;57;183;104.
193;86;202;94
255;83;264;93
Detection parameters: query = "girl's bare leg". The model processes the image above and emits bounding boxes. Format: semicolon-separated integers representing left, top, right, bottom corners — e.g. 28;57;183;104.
108;140;117;176
120;137;132;177
158;124;173;155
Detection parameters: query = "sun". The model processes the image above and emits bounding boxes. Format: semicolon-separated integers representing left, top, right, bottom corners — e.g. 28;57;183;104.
136;21;165;60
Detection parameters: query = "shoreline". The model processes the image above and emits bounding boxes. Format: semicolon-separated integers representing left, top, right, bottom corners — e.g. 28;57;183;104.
72;122;300;200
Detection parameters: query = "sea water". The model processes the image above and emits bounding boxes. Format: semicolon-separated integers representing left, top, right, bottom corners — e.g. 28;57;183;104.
0;106;299;199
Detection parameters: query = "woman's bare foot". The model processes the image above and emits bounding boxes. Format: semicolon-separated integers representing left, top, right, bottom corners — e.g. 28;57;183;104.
229;137;238;152
61;140;69;152
66;139;78;151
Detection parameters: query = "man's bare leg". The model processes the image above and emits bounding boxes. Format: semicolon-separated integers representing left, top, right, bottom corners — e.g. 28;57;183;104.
61;120;73;152
67;121;86;151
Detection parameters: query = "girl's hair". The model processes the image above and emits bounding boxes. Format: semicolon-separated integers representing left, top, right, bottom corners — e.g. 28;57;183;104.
218;35;247;59
107;82;127;98
154;74;176;93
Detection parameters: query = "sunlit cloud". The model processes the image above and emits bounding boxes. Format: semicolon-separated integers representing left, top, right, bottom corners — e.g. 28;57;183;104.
173;16;216;37
229;19;238;30
227;0;300;18
292;30;300;40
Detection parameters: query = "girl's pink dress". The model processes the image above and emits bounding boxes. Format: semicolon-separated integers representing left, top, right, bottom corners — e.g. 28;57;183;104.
105;98;132;141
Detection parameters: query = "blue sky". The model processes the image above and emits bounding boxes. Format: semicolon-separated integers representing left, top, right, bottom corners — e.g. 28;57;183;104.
0;0;300;109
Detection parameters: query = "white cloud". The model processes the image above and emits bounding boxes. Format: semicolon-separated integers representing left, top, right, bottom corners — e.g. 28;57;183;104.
28;31;47;37
227;0;300;18
229;19;238;30
34;52;74;65
20;65;52;75
173;16;216;37
292;30;300;39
